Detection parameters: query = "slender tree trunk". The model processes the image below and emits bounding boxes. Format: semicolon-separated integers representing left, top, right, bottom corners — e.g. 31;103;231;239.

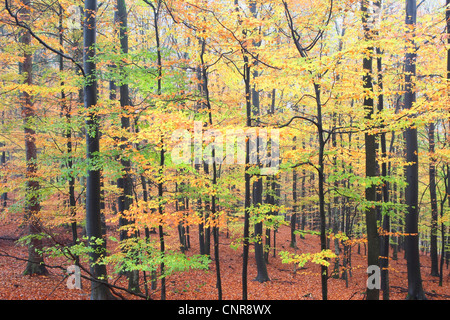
202;163;211;257
20;0;47;276
283;1;330;299
141;158;158;292
158;142;165;300
331;117;340;279
300;141;307;239
428;123;439;277
440;164;450;286
291;161;297;248
84;0;112;300
242;53;252;300
115;0;139;293
253;172;269;282
244;0;269;284
392;178;399;261
1;141;6;208
199;39;222;299
315;83;328;301
149;0;166;300
379;128;390;298
376;42;390;299
59;5;78;265
176;182;188;253
195;49;206;256
318;155;327;298
361;0;380;300
404;0;426;300
201;104;211;256
252;78;269;284
441;0;450;287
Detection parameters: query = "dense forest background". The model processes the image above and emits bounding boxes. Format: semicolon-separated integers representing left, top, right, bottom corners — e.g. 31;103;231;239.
0;0;449;300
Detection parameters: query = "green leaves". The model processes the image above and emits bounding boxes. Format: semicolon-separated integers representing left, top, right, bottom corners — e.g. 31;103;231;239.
103;237;210;276
280;249;337;268
17;232;50;247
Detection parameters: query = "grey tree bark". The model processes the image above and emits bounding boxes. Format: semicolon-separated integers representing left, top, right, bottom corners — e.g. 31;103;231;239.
403;0;426;300
428;123;439;277
20;0;47;276
84;0;113;300
115;0;140;293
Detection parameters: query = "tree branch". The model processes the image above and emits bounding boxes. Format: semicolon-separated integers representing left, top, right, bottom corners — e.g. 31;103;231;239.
4;0;85;77
276;115;319;128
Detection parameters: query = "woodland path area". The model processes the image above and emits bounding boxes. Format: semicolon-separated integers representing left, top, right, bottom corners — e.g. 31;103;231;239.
0;221;448;300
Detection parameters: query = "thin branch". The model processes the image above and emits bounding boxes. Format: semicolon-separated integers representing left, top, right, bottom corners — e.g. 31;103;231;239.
304;0;333;52
276;115;319;128
4;0;85;77
291;160;315;169
189;1;281;71
1;221;151;300
417;0;426;9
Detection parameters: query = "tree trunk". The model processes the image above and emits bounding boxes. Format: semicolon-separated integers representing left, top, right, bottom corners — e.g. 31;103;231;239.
428;123;439;277
253;172;269;282
115;0;140;293
283;0;329;299
21;0;47;276
291;138;298;248
316;84;328;301
403;0;426;300
195;53;206;257
1;142;6;208
149;0;166;300
440;0;450;286
376;43;390;299
202;161;211;257
300;141;307;239
158;143;166;300
392;178;399;261
242;53;252;300
331;120;341;279
59;5;78;264
199;39;222;299
251;75;269;283
84;0;112;300
361;0;380;300
440;164;450;286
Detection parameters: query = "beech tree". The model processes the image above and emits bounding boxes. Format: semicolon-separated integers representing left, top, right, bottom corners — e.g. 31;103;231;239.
361;0;379;300
403;0;426;300
83;0;113;300
282;0;334;301
19;0;47;276
115;0;140;293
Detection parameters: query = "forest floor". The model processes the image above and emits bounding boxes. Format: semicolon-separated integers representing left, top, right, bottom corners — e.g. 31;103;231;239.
0;218;449;300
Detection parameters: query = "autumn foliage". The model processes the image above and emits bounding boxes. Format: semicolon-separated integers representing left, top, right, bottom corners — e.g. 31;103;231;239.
0;0;449;300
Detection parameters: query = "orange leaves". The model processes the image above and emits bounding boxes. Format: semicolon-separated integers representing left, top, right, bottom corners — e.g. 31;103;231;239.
377;227;418;238
117;198;225;232
0;219;449;300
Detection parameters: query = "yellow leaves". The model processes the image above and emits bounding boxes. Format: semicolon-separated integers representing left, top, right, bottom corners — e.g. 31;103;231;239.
118;197;223;231
328;231;349;243
280;249;337;268
378;227;418;238
435;147;450;162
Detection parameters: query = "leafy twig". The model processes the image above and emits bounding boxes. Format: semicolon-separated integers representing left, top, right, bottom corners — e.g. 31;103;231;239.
4;0;85;77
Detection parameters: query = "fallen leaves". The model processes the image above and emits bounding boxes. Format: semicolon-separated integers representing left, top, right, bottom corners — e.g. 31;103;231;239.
0;220;448;300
